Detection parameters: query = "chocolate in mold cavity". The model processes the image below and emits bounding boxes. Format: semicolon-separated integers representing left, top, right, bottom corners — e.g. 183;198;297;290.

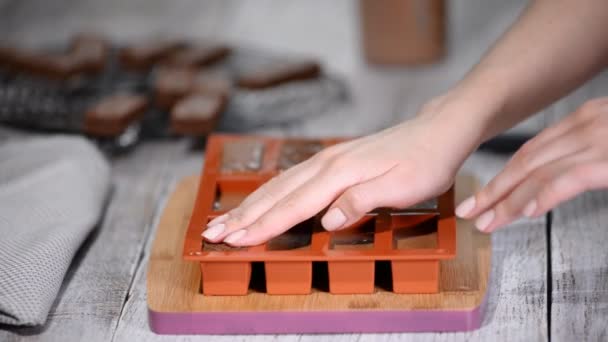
386;198;438;213
220;140;265;173
163;44;230;68
154;66;196;108
392;216;438;250
331;216;376;250
267;219;314;251
203;241;245;252
408;198;438;210
84;94;147;136
120;40;184;70
278;140;324;170
236;60;321;89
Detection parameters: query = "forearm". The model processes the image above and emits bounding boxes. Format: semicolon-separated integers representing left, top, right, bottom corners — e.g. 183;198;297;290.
422;0;608;152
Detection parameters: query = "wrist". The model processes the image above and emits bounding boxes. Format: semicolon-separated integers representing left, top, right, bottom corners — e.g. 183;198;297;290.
415;84;506;165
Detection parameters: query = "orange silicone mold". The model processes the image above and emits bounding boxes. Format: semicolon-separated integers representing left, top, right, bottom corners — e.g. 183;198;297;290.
183;134;456;296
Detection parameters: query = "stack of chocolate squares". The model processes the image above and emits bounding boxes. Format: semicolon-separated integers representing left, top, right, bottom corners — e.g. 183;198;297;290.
0;34;344;150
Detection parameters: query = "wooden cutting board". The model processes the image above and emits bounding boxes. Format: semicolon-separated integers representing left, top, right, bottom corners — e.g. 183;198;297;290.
147;174;490;334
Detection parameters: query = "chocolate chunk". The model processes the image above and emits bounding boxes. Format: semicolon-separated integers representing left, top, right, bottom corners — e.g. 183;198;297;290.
84;94;147;136
68;34;109;73
22;53;81;79
170;93;225;135
331;217;376;250
192;72;232;99
120;40;184;70
267;220;313;251
163;44;230;68
153;66;196;108
237;60;321;89
203;241;244;252
220;140;265;173
0;38;104;78
278;140;324;170
0;47;80;79
407;198;438;210
386;199;438;214
213;189;249;211
0;46;18;68
172;94;223;120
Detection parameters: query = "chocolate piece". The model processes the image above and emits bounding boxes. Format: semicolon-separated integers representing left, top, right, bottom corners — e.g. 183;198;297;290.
84;94;147;136
0;38;103;78
220;140;265;173
154;66;196;108
213;190;248;211
163;44;230;68
267;220;313;251
68;34;109;73
331;217;376;250
0;46;18;68
120;40;183;70
278;140;323;170
0;47;81;79
203;241;244;252
170;93;225;135
237;60;321;89
385;198;438;215
21;53;81;79
192;72;232;99
408;198;438;210
393;216;438;250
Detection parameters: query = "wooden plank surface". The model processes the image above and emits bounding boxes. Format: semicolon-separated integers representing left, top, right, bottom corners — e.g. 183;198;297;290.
548;71;608;341
550;191;608;341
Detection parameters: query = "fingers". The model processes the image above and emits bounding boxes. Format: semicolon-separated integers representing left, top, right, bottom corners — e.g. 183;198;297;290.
456;123;588;220
322;169;416;231
222;165;362;246
528;98;608;148
456;97;608;232
203;143;353;243
457;100;608;220
202;159;318;242
532;162;608;215
473;149;600;233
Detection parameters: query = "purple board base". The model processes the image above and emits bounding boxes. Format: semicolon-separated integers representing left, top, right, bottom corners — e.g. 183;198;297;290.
148;304;484;335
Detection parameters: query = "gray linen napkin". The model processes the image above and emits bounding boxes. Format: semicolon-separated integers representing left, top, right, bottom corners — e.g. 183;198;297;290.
0;135;110;326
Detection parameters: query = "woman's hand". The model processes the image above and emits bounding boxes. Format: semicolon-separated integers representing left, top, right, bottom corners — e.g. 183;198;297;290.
202;98;481;246
456;97;608;232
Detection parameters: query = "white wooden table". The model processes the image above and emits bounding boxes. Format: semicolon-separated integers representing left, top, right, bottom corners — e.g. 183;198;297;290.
0;0;607;340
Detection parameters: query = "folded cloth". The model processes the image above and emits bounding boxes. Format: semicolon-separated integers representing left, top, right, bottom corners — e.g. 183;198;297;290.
0;135;110;326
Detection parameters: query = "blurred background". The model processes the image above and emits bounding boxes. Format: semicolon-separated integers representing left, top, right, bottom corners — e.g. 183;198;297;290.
0;0;543;144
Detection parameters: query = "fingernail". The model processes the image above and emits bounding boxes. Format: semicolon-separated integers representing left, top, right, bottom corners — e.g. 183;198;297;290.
321;208;347;231
202;224;225;240
475;210;495;232
224;229;247;244
455;196;476;218
523;200;537;217
207;214;228;227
